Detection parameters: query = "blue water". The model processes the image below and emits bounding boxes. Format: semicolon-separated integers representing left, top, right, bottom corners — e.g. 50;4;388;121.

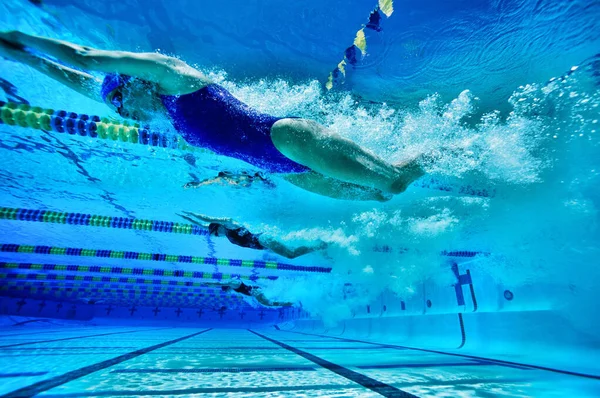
0;0;599;396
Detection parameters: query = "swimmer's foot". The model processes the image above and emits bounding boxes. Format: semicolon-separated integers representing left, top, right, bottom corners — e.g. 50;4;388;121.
390;154;427;194
389;146;465;193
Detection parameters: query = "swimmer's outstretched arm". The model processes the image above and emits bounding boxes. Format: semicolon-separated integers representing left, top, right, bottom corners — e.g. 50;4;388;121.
0;31;211;95
183;175;231;189
0;37;99;99
178;211;239;229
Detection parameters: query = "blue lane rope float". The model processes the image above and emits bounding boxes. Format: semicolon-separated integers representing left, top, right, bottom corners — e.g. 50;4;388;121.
326;0;394;90
0;262;277;282
0;244;333;274
441;250;489;258
0;101;203;152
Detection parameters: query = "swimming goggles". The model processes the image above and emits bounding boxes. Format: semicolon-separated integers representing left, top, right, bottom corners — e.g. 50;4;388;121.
110;90;124;115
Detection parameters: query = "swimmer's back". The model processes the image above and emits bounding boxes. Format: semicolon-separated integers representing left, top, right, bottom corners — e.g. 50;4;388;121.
224;227;265;250
161;84;310;174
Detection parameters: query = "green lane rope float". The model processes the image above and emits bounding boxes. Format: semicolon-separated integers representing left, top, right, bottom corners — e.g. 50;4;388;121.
0;101;202;152
0;243;332;274
326;0;394;90
0;263;276;282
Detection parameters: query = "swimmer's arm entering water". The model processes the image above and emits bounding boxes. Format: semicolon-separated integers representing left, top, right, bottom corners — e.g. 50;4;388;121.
0;31;211;95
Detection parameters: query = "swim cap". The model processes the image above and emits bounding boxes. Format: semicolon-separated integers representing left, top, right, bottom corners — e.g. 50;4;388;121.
100;73;132;102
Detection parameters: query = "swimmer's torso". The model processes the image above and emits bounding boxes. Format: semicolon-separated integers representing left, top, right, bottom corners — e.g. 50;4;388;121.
161;84;310;174
224;227;265;250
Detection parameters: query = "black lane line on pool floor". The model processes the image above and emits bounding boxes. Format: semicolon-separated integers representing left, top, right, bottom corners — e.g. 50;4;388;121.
0;327;170;349
280;329;600;380
3;328;213;398
248;329;419;398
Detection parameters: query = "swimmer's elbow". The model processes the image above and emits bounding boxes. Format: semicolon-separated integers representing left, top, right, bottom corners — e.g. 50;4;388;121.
74;49;123;70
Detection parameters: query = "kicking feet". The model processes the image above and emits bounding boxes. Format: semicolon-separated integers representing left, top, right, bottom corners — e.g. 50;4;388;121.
389;154;427;194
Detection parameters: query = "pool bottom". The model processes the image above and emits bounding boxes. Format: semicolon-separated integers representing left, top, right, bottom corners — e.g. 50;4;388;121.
0;323;599;397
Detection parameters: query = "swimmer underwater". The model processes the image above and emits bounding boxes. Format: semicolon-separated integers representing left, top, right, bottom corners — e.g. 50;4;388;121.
0;31;427;201
178;211;327;259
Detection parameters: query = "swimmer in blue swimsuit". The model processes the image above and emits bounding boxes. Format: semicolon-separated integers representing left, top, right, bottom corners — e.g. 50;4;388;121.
177;211;327;259
0;31;426;201
203;280;293;307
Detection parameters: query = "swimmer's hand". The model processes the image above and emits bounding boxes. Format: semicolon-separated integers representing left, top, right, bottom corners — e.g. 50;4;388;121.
0;36;26;61
183;181;202;189
0;31;22;45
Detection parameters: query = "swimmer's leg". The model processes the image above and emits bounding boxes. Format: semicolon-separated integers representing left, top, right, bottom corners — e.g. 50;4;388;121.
283;171;392;202
258;235;328;259
271;118;426;194
253;291;293;307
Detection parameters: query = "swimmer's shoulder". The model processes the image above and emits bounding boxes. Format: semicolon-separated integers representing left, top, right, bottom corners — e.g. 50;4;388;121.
149;53;214;96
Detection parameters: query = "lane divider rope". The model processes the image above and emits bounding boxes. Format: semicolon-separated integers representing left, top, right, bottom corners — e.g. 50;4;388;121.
1;284;241;300
326;0;395;90
0;243;332;273
0;206;208;236
0;270;267;286
2;286;241;306
3;279;237;296
0;262;277;282
0;101;204;152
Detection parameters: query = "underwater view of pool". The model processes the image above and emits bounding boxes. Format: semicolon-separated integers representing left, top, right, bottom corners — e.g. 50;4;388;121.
0;0;599;396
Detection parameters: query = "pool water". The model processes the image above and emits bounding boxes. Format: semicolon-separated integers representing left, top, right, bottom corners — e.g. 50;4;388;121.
1;0;599;396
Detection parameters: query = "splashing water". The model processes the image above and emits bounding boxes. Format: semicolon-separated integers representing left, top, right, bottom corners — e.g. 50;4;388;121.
253;56;600;328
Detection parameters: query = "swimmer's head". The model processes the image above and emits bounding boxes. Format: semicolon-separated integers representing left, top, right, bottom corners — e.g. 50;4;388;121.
101;73;131;103
208;222;227;237
101;73;162;122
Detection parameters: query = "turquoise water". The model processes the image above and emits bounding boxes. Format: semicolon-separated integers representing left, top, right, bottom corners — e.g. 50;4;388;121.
0;0;599;396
